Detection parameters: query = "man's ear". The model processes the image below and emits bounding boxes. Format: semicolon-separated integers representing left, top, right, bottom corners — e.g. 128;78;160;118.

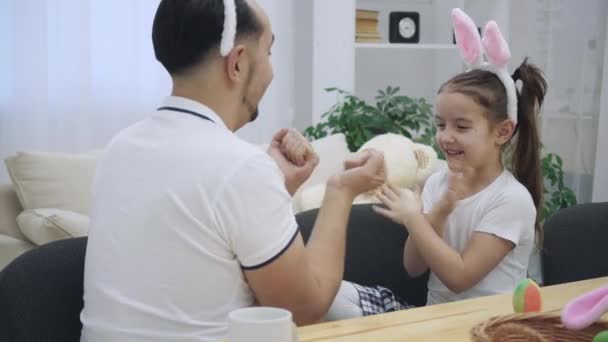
495;119;516;145
225;44;248;84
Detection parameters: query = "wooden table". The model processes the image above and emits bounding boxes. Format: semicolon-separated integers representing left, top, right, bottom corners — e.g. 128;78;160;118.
298;277;608;341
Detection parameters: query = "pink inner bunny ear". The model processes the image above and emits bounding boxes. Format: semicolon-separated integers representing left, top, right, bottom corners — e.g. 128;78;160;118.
482;21;511;68
451;8;482;65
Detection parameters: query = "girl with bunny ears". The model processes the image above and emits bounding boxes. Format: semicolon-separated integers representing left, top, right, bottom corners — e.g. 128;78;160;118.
326;8;547;319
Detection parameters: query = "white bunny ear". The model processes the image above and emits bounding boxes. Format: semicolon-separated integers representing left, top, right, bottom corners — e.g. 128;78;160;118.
451;8;483;66
482;21;511;69
220;0;237;56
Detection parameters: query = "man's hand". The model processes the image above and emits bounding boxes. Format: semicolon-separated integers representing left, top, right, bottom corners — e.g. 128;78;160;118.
267;128;319;196
327;149;386;200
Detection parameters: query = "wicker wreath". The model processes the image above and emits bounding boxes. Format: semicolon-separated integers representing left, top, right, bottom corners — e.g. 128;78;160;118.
471;313;608;342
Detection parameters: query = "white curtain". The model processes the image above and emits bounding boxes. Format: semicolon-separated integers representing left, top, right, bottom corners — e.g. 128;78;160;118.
0;0;295;182
509;0;607;203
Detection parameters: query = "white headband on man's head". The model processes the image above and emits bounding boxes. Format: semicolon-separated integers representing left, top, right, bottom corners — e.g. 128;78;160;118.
452;8;518;124
220;0;237;56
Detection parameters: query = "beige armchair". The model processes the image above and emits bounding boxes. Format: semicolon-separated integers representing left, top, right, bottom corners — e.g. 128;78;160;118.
0;184;35;269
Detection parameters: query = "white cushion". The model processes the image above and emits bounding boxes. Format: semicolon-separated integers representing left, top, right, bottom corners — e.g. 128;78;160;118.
5;151;97;215
292;134;351;213
0;184;27;241
0;234;34;270
17;208;89;246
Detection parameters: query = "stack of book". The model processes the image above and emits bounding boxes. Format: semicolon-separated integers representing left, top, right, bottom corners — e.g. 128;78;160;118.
356;9;381;43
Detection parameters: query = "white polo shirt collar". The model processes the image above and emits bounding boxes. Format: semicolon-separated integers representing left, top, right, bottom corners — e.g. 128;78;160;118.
155;96;229;131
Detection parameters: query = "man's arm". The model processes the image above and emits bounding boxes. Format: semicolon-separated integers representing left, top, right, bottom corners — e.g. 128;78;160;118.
244;184;354;325
245;150;385;325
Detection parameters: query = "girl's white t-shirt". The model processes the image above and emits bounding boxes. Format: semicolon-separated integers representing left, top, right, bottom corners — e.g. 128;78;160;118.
421;169;536;305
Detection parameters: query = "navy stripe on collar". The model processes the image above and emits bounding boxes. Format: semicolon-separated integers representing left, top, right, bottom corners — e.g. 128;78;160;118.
157;106;215;123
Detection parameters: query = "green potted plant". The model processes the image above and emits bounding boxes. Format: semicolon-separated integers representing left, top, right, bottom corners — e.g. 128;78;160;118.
303;86;576;222
304;87;439;153
541;153;577;221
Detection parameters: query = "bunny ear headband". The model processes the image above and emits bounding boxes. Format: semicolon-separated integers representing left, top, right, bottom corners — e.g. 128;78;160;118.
452;8;518;124
220;0;237;56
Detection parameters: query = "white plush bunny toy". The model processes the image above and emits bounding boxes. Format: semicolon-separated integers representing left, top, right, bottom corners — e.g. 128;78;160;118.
299;133;441;212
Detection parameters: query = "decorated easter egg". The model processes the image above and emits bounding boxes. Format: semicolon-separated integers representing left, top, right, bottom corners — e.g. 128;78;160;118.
594;331;608;342
513;278;542;313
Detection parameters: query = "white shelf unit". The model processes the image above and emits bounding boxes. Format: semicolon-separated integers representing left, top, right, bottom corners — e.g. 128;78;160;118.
355;43;457;50
353;0;511;106
294;0;512;126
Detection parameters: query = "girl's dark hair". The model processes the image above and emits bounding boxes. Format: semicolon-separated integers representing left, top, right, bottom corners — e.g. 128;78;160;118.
438;58;548;243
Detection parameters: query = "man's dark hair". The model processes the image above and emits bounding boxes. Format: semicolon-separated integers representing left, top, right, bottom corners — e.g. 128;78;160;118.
152;0;263;76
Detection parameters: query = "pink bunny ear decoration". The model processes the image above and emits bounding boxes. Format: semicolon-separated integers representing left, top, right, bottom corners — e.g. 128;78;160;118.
478;20;517;123
562;285;608;330
451;8;518;124
451;8;483;66
482;21;511;69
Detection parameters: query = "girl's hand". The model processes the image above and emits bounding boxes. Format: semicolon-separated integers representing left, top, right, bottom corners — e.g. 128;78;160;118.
437;171;464;212
373;184;423;226
437;167;474;213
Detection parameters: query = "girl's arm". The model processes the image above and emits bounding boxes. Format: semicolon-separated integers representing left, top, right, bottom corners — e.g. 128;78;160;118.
406;213;514;293
403;233;427;277
403;203;452;277
375;183;516;293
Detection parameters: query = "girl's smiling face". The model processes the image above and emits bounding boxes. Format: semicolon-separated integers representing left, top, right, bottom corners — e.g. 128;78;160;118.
435;91;504;172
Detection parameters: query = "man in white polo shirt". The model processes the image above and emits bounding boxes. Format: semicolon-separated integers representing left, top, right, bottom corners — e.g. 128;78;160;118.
80;0;386;341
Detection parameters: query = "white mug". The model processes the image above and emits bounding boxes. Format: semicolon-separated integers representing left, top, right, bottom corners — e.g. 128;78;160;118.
227;307;299;342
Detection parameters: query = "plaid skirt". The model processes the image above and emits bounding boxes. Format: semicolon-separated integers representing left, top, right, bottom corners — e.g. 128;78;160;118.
352;283;416;316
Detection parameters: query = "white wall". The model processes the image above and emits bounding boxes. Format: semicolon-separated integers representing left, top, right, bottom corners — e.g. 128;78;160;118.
592;17;608;202
237;0;296;143
355;47;461;105
294;0;355;129
293;0;315;131
312;0;356;124
463;0;509;42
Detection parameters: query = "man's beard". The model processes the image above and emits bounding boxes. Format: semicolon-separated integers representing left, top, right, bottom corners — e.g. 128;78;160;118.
250;108;259;122
242;68;259;122
243;96;259;122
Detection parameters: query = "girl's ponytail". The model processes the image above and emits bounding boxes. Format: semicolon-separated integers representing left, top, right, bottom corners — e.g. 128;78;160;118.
511;58;547;242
